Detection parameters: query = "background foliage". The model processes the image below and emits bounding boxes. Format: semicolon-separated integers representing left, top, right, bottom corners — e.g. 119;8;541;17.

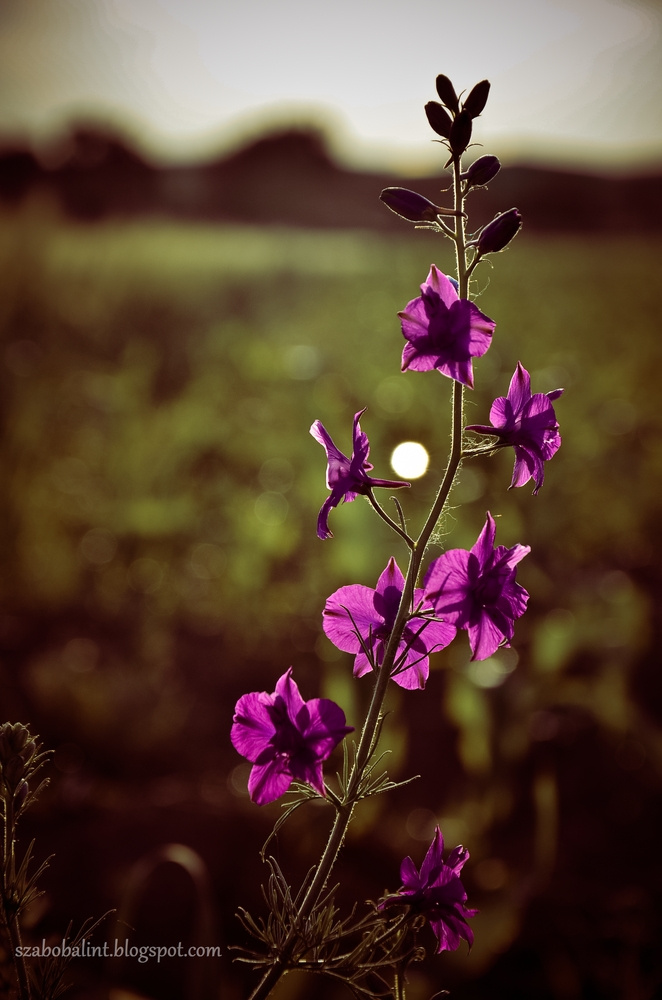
1;202;661;999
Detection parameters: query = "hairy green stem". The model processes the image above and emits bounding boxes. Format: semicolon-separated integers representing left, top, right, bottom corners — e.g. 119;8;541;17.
248;151;470;1000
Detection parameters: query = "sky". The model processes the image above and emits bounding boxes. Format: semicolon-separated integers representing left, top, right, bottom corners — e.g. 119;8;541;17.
1;0;661;174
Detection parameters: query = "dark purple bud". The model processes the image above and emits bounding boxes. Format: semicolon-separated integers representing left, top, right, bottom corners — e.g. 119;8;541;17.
380;187;441;223
449;109;473;157
477;208;522;254
463;154;501;188
435;74;459;114
462;80;491;119
425;101;452;138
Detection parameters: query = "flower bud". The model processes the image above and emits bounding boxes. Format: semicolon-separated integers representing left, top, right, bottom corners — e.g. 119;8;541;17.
0;723;35;767
449;109;472;157
380;187;441;223
462;80;491;119
435;74;459;114
424;101;452;138
463;154;501;189
476;208;522;254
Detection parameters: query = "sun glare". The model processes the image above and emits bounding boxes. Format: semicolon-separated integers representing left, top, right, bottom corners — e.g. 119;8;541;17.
390;442;429;479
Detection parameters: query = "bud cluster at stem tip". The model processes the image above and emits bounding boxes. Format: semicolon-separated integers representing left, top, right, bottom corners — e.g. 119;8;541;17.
0;722;49;813
425;74;490;160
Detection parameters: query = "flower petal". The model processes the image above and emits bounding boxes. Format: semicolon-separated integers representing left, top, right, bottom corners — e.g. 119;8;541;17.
373;557;405;628
248;758;293;805
507;361;531;414
230;691;275;762
323;584;381;653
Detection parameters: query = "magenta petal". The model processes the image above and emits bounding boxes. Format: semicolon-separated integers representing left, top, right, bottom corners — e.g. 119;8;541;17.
423;548;474;625
351;409;371;470
425;264;460;309
353;650;373;677
374;557;405;626
275;667;306;718
230;692;275;762
488;394;512;429
309;420;350;488
391;654;429;690
248;758;294;805
299;698;354;756
472;511;497;565
507;361;531;412
429;912;473;952
468;611;508;660
510;446;539;490
420;827;445;883
323;584;381;652
316;493;339;540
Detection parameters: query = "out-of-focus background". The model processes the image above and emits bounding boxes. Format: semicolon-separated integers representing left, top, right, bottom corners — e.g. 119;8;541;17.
1;1;662;998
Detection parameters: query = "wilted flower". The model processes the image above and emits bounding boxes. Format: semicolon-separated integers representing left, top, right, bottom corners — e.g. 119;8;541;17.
399;265;495;388
474;208;522;254
423;512;530;660
323;557;455;690
467;362;563;493
310;409;409;540
231;668;353;805
379;826;477;952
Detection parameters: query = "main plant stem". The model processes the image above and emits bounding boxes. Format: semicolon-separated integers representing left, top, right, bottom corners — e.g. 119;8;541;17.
2;798;31;1000
248;155;469;1000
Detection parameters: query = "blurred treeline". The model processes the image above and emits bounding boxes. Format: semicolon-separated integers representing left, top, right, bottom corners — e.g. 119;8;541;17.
1;152;662;1000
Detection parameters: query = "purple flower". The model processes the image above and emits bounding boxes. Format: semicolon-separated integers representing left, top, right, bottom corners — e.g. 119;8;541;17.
310;408;409;540
399;265;495;388
231;668;353;805
323;557;455;690
379;826;477;953
423;512;530;661
467;362;563;493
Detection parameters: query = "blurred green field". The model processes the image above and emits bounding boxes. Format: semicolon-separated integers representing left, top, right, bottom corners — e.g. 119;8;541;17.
1;207;661;998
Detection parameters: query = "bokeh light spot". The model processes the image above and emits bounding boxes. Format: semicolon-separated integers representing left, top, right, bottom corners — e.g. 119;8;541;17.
390;441;428;478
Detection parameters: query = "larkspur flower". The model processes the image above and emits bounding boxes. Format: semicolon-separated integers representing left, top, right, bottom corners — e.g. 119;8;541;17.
379;826;477;952
310;408;409;540
423;512;530;660
399;265;495;388
323;557;455;690
467;362;563;493
231;668;353;805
